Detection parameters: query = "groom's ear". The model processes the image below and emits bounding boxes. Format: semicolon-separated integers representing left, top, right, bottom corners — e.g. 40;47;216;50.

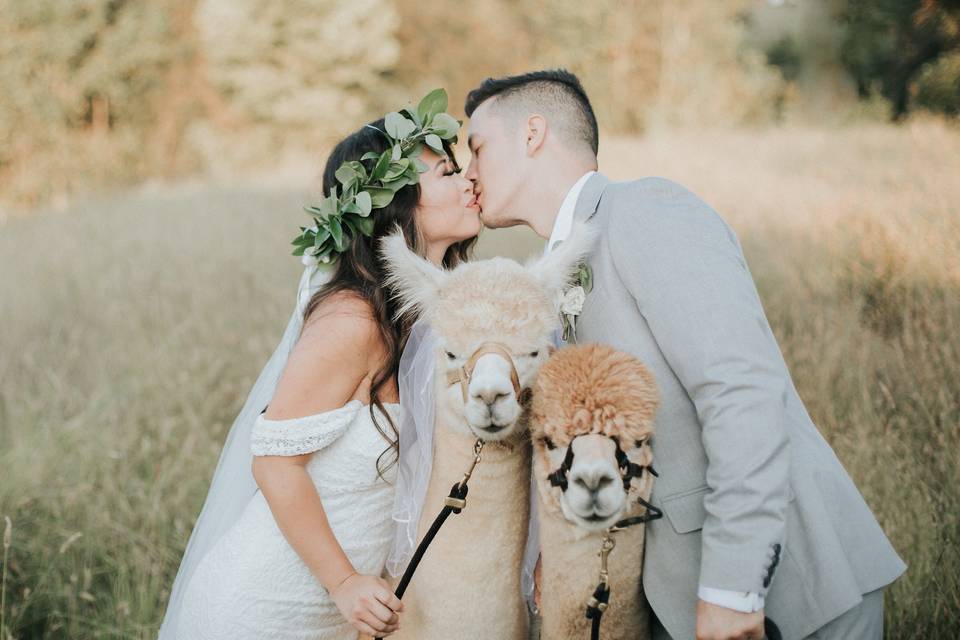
524;115;548;157
378;226;448;322
525;220;599;296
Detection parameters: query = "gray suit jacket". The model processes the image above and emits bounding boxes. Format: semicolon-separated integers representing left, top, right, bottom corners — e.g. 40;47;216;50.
570;172;906;640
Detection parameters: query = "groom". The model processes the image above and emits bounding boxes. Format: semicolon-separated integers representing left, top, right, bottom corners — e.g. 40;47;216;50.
462;69;906;640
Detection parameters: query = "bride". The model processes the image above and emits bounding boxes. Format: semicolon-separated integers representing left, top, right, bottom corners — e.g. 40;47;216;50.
159;92;481;639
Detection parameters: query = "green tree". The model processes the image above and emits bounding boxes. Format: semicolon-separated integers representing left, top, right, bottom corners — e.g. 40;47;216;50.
836;0;960;119
915;49;960;114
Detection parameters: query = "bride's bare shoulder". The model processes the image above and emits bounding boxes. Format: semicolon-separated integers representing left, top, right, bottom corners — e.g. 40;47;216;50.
267;291;382;419
305;289;376;325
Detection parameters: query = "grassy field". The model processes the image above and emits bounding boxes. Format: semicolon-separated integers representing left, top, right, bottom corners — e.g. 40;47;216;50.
1;121;958;638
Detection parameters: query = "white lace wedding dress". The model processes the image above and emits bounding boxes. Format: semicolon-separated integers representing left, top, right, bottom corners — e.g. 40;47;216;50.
174;398;402;639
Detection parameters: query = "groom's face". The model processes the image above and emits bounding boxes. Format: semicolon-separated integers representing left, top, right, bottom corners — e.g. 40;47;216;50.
465;100;526;229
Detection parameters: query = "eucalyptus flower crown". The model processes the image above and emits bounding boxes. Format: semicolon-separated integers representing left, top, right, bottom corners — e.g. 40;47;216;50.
292;88;461;266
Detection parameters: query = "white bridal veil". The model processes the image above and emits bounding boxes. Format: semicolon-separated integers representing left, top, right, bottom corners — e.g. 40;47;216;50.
159;263;335;638
385;315;437;578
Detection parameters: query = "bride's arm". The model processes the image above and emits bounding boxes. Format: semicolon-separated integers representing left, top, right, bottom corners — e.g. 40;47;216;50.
252;295;402;636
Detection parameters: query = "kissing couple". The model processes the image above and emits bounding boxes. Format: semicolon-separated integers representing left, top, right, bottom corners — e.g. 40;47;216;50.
158;69;905;640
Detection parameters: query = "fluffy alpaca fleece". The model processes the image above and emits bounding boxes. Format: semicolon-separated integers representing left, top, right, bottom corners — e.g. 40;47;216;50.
530;344;660;640
388;262;552;640
391;404;532;640
379;223;598;640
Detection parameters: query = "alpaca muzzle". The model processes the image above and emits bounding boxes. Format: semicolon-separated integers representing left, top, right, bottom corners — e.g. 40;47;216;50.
547;434;663;530
445;341;526;405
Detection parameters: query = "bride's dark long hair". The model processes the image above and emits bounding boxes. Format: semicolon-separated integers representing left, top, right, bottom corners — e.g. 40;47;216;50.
303;118;477;480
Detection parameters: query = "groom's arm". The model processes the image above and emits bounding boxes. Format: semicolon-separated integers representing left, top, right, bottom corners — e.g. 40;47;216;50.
606;179;791;607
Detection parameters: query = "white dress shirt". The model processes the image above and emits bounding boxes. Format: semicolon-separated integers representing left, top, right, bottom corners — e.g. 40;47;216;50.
543;170;765;615
544;171;596;255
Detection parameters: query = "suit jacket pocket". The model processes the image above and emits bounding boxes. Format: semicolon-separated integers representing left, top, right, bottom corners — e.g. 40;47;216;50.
660;485;710;534
659;483;797;534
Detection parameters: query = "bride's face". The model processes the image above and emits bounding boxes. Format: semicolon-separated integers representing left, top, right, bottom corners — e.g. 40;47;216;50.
415;147;482;256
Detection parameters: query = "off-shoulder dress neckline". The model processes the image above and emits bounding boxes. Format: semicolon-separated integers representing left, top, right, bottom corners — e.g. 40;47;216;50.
259;398;400;423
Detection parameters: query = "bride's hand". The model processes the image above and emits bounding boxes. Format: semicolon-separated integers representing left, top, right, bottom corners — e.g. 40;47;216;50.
330;572;403;637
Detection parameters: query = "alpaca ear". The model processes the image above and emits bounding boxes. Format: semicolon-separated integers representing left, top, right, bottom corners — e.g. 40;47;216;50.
525;220;600;296
378;226;448;321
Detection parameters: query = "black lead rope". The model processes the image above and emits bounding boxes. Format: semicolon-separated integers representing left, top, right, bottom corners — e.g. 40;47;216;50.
764;617;783;640
585;582;610;640
582;503;663;640
373;439;484;640
390;480;468;601
552;435;666;640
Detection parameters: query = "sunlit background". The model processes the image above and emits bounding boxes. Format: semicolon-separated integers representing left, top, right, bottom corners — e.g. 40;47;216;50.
1;1;958;638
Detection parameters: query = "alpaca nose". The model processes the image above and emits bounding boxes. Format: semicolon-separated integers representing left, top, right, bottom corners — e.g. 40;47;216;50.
468;354;514;407
472;386;511;406
571;468;617;495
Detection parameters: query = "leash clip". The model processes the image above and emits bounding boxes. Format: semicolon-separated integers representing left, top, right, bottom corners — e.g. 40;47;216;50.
460;438;485;485
597;534;616;586
444;438;485;509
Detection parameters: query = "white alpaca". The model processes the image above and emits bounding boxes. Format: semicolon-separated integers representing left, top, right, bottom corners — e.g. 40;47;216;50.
529;343;661;640
378;224;597;640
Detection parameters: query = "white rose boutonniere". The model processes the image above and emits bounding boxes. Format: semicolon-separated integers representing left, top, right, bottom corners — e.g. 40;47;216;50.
561;261;593;342
560;285;586;316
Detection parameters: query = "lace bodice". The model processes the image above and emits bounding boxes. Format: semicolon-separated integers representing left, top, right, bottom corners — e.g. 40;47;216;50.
251;399;397;456
174;399;402;639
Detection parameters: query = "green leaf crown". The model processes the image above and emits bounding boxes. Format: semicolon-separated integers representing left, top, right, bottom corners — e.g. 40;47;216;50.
292;88;461;266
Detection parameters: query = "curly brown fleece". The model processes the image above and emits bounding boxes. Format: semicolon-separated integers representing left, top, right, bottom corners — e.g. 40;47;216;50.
531;343;659;446
530;343;661;640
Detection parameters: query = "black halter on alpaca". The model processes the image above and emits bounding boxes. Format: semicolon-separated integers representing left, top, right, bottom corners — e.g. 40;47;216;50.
546;435;664;530
545;434;663;640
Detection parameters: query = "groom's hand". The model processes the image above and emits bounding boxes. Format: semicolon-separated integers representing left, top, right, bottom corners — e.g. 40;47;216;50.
696;599;764;640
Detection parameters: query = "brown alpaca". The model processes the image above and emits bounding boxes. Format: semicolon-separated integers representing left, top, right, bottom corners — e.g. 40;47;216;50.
529;343;660;640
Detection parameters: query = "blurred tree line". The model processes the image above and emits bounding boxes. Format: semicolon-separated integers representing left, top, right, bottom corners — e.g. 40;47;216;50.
754;0;960;119
0;0;957;212
835;0;960;119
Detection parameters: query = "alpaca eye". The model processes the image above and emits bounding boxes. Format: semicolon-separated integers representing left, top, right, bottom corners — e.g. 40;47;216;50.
445;351;457;360
529;351;539;357
543;436;556;450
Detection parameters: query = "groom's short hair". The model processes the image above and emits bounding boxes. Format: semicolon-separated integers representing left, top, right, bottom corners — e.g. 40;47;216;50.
464;69;599;156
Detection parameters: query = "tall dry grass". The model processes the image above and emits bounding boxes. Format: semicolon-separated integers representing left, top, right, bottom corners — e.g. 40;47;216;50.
1;121;958;638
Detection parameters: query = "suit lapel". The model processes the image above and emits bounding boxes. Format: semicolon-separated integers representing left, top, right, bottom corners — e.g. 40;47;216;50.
572;171;611;225
563;172;608;345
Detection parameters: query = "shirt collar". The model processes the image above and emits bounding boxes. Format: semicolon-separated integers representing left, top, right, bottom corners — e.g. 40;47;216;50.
544;170;597;255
